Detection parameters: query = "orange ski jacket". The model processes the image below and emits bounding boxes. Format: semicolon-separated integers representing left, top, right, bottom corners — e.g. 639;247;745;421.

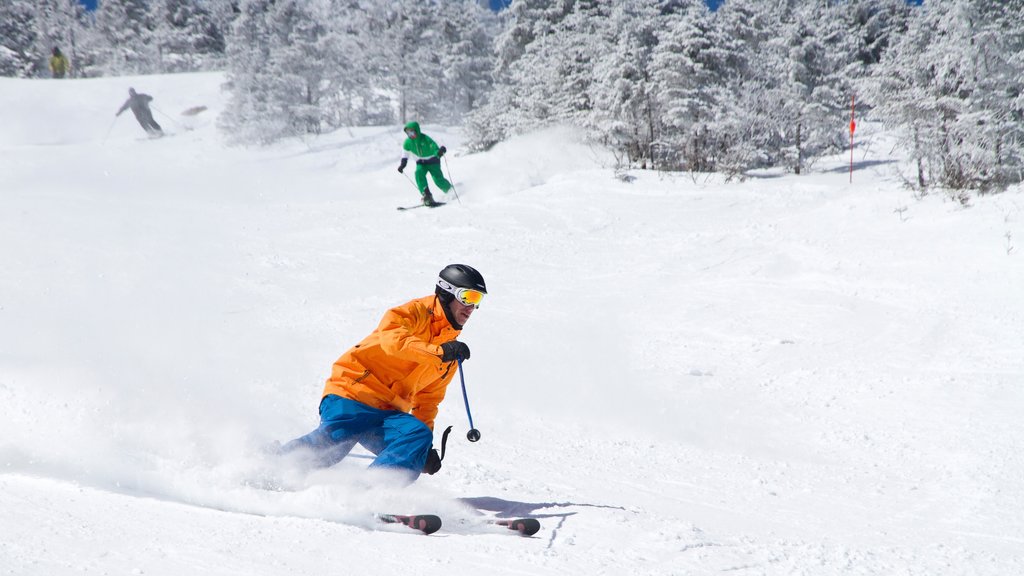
322;295;461;430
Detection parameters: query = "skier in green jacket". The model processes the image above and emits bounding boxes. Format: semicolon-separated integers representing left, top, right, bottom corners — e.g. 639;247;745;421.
397;121;451;207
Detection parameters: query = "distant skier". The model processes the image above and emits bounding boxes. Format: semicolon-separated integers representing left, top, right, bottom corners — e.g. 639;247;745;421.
397;121;451;207
49;47;70;79
280;264;487;484
115;88;163;136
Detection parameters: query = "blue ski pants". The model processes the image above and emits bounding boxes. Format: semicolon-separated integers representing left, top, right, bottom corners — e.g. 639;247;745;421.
281;394;433;481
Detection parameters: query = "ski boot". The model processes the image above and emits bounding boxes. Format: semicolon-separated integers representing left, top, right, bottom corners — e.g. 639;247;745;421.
422;188;441;207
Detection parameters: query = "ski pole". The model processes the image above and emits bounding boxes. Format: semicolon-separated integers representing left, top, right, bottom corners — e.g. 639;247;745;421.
457;358;481;442
102;115;118;143
443;156;462;204
401;170;421;193
151;105;179;129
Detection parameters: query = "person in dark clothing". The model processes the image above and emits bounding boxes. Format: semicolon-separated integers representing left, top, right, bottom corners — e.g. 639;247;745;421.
116;88;163;136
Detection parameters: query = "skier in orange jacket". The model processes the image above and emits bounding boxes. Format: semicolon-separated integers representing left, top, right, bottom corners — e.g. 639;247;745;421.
281;264;487;482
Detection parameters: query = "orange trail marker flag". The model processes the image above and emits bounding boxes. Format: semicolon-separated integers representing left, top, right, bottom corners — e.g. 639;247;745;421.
849;94;856;183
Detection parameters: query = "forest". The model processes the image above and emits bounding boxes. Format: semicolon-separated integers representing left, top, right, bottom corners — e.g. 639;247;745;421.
3;0;1022;191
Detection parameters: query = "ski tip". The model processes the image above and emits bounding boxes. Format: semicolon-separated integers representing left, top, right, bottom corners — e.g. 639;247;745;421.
378;513;443;535
512;518;541;536
496;518;541;536
414;514;443;535
397;202;447;211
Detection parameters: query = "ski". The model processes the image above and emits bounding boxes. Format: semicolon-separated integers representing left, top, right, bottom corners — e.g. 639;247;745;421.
376;513;443;535
488;518;541;537
397;201;446;211
375;514;538;537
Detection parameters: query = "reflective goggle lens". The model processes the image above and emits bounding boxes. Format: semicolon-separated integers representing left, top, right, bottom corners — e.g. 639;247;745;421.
457;288;485;307
439;279;485;308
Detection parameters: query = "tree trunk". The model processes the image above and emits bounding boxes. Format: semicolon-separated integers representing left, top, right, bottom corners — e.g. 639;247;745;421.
795;121;802;175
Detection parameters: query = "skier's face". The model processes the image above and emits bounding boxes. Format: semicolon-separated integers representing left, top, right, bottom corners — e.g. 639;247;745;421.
448;298;475;326
405;129;417;139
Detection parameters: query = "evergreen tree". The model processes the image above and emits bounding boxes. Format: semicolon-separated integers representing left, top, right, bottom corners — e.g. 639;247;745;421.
358;1;442;124
150;0;227;72
709;0;771;177
590;0;663;168
0;1;39;77
471;0;606;147
224;0;382;142
435;1;497;122
773;1;850;174
319;1;389;127
406;0;446;122
492;0;557;79
94;0;158;75
467;0;567;148
266;0;331;136
649;0;731;171
32;0;89;78
220;0;280;143
844;0;912;67
871;0;1024;191
710;0;850;175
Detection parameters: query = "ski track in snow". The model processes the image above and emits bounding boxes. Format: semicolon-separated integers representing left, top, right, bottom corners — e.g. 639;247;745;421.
2;73;1024;575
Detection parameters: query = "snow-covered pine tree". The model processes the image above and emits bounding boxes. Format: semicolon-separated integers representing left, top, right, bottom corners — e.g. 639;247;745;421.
871;0;1024;192
205;0;241;56
491;0;551;80
434;0;497;123
31;0;90;78
393;0;448;123
264;0;332;136
465;0;576;150
649;0;734;172
149;0;227;73
709;0;772;177
93;0;158;75
318;1;390;127
590;0;663;169
867;1;936;188
843;0;912;67
762;1;850;174
220;0;282;144
0;1;39;77
546;0;611;126
467;0;628;150
351;2;431;125
227;0;375;142
954;0;1024;190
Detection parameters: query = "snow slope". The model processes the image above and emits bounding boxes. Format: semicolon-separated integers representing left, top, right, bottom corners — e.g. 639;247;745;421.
2;72;1024;575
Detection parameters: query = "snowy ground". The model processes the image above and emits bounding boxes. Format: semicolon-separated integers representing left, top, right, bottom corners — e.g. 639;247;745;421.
2;72;1023;575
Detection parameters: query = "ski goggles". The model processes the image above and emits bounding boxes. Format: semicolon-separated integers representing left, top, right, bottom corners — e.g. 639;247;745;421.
405;128;417;137
437;279;486;308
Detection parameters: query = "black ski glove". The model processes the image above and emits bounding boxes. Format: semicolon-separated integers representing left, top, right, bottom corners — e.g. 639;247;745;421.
440;340;470;362
398;158;408;173
437;146;446;158
423;448;442;474
422;426;452;475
